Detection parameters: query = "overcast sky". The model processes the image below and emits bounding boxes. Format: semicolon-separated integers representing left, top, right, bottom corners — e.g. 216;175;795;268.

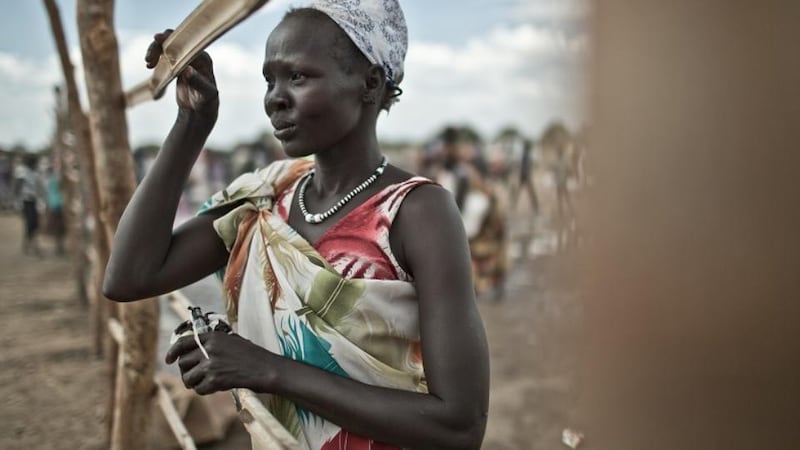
0;0;588;149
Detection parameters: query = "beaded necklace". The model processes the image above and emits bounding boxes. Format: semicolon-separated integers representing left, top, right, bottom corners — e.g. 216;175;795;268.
298;157;389;224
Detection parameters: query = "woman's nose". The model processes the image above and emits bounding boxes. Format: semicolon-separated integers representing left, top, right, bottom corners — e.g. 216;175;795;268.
264;83;289;116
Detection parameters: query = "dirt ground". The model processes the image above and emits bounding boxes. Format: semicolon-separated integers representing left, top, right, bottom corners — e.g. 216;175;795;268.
0;193;582;449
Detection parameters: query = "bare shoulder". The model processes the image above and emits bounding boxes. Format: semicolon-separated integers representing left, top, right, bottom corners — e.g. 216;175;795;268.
393;180;468;268
380;165;453;214
397;182;457;220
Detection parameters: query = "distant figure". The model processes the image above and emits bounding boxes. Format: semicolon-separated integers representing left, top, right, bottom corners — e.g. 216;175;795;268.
552;144;575;249
509;139;540;215
426;127;471;208
0;154;12;210
45;166;65;256
14;154;44;256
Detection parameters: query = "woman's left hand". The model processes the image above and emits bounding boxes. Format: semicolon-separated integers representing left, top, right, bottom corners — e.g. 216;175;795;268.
165;332;276;395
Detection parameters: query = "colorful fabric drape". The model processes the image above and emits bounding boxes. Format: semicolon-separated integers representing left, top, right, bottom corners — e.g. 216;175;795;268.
199;159;428;449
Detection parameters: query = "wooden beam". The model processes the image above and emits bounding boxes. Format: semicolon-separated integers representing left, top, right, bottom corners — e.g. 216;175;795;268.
124;0;269;107
236;389;300;450
155;376;198;450
167;291;194;321
108;318;124;344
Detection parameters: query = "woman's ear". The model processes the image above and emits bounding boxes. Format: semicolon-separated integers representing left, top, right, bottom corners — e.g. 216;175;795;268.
362;64;386;104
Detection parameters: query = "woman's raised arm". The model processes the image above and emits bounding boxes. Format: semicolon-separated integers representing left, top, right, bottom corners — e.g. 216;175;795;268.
103;31;229;301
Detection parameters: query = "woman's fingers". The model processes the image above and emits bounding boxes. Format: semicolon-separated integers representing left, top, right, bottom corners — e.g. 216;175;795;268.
165;334;200;364
188;51;214;80
144;29;174;69
181;360;208;389
143;29;218;111
153;29;173;44
176;51;219;113
177;349;203;372
184;51;217;90
180;66;219;99
144;40;162;69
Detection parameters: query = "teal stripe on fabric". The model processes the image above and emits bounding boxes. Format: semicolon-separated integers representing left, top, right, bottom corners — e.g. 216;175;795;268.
278;316;350;423
278;316;349;378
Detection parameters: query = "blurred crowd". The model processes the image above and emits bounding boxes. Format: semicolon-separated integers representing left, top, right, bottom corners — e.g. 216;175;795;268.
2;119;586;298
415;122;587;300
0;151;66;257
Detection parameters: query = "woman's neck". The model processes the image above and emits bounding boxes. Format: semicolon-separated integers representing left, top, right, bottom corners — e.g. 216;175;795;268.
310;134;383;196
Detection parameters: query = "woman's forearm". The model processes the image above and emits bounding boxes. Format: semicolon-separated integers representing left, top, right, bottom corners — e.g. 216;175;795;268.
258;357;485;450
104;110;215;298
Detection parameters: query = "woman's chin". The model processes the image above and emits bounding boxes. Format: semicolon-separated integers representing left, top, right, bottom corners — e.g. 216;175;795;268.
281;142;315;159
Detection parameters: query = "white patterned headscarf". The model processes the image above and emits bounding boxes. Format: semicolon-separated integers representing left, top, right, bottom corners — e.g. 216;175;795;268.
308;0;408;87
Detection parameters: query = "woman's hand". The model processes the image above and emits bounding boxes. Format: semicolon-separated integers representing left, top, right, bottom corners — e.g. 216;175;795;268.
165;332;277;395
145;29;219;120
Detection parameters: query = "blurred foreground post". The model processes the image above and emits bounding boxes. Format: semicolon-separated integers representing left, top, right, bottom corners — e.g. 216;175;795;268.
76;0;160;449
580;1;800;449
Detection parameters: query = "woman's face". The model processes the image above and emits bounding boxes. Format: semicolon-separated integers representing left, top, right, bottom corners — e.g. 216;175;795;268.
263;14;367;158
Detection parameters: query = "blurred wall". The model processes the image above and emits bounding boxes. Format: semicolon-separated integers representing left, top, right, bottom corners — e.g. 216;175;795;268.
579;1;800;449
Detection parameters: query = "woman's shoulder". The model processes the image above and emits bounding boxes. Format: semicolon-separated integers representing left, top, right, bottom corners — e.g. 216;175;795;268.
378;166;443;205
398;181;456;215
386;167;457;224
382;164;434;188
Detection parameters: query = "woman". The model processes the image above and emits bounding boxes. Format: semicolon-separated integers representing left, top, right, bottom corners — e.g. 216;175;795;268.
104;2;489;449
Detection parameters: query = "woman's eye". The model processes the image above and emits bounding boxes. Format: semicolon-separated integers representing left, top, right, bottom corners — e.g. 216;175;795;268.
290;72;306;82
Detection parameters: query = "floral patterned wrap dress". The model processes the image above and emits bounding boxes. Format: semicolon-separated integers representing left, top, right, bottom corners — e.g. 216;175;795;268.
199;159;434;449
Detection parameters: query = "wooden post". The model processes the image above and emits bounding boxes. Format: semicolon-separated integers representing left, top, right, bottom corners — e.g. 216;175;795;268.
42;0;112;359
51;85;84;294
76;1;160;449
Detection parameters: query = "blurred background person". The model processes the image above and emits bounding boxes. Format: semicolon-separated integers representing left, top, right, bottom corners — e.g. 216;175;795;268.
13;153;44;256
0;152;12;211
509;138;540;216
45;164;65;256
551;141;574;250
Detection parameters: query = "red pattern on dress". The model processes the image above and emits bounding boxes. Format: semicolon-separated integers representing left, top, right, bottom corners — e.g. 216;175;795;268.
276;174;433;281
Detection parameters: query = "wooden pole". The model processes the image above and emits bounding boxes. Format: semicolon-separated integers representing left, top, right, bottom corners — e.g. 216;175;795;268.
109;319;199;450
42;0;112;359
76;1;160;449
51;85;84;290
42;3;120;442
154;376;199;450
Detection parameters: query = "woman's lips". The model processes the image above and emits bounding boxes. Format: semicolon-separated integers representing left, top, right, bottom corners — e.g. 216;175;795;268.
273;124;297;140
